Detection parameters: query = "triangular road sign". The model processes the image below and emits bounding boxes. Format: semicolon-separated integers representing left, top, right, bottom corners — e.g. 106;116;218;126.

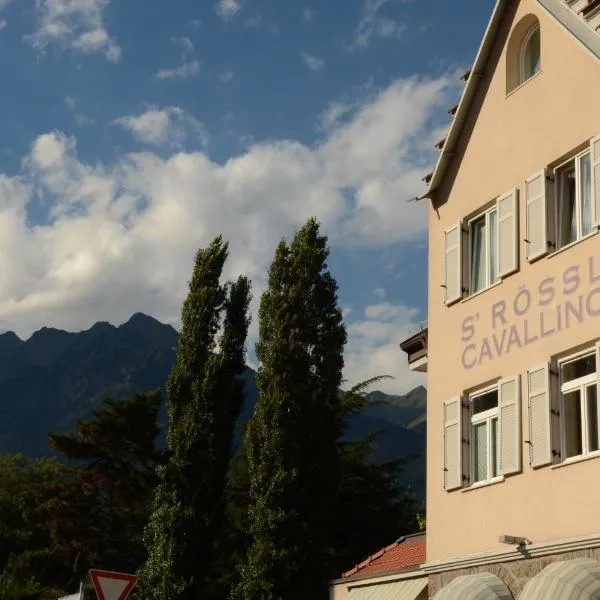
89;569;138;600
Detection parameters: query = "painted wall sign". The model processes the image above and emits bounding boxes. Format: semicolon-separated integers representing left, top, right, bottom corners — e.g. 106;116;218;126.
461;255;600;369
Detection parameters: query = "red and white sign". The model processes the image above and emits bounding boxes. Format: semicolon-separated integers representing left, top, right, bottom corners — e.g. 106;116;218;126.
89;570;138;600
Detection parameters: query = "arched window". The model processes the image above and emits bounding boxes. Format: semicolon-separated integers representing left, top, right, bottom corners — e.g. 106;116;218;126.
520;25;541;83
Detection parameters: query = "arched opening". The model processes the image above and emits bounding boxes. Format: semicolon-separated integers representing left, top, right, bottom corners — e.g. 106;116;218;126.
506;15;541;93
520;24;541;83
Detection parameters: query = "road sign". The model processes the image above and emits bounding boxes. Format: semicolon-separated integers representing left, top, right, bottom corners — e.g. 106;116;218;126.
89;569;138;600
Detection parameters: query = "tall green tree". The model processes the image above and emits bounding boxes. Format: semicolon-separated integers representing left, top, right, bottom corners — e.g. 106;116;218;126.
139;236;251;600
234;218;347;600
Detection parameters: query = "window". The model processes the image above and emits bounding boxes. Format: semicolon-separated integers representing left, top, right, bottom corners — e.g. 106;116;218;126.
468;208;499;294
470;388;499;483
559;351;599;459
556;150;593;249
520;25;541;84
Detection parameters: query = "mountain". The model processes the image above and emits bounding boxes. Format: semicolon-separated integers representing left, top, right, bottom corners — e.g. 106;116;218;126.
0;314;426;498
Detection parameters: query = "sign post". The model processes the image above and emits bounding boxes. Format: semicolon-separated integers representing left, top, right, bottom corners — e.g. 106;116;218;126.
89;569;138;600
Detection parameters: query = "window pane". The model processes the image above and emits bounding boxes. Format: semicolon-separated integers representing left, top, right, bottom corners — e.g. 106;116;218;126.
558;163;577;247
564;390;583;458
470;217;486;293
561;353;596;384
489;209;498;283
491;417;499;478
587;385;599;453
472;390;498;415
473;422;488;483
581;153;592;237
523;27;541;81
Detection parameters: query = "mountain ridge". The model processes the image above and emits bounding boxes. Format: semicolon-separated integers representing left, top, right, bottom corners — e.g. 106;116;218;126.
0;313;426;498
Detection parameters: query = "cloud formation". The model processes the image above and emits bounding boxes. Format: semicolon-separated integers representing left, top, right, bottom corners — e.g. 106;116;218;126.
154;37;199;80
113;106;209;148
0;73;455;391
301;52;324;71
353;0;408;49
26;0;121;61
216;0;241;20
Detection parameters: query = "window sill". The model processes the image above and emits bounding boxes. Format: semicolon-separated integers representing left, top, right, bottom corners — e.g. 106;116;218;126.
551;451;600;470
461;475;505;492
547;228;599;260
460;280;502;305
506;70;542;98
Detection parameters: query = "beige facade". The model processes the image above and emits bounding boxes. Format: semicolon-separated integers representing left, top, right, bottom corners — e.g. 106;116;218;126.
403;0;600;597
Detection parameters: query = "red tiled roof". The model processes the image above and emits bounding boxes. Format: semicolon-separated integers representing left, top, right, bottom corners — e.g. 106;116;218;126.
342;534;426;578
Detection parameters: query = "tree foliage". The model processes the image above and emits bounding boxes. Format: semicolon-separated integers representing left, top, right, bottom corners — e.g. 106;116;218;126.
234;218;347;600
139;236;251;600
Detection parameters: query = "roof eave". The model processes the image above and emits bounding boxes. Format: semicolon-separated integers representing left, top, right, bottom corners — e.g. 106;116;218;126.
427;0;509;195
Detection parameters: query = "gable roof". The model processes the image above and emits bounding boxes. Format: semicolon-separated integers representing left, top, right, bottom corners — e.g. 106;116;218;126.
341;533;426;579
424;0;600;199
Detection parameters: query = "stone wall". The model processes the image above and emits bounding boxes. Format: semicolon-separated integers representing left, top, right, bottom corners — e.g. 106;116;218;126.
428;546;600;598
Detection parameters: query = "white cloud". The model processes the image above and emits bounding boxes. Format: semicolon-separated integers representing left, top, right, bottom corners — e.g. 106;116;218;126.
64;96;76;111
344;302;425;394
0;72;455;392
154;37;199;80
219;71;234;83
113;106;208;148
0;19;6;31
74;113;95;126
301;52;324;71
26;0;121;62
353;0;408;49
302;7;314;22
216;0;240;20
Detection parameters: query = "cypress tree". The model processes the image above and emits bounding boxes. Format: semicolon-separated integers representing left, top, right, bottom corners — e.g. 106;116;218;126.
139;236;251;600
234;218;346;600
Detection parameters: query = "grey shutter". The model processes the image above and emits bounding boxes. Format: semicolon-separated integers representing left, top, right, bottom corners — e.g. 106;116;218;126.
497;189;519;277
444;396;463;490
499;375;521;475
525;170;549;261
443;222;462;305
591;135;600;227
527;363;552;467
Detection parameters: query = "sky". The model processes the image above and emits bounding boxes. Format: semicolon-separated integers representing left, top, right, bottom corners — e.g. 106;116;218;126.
0;0;495;394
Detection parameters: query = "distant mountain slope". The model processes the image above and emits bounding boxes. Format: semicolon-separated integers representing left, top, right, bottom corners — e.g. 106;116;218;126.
0;314;426;498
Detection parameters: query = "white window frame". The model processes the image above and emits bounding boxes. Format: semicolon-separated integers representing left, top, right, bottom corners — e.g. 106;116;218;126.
519;24;541;84
467;207;499;295
558;348;599;461
554;149;593;249
469;386;500;484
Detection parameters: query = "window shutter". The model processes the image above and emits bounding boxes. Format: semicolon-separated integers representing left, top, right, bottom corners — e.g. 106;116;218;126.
497;189;519;277
443;396;463;490
596;342;600;397
443;222;463;305
499;375;521;476
591;135;600;228
525;170;549;261
527;363;552;468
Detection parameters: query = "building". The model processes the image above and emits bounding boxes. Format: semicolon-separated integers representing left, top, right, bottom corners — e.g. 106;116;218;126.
329;533;427;600
401;0;600;598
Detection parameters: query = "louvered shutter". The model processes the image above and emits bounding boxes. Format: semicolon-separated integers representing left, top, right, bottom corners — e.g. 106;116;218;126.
527;363;552;468
499;375;521;475
443;396;463;490
591;135;600;227
525;170;549;261
443;222;463;305
497;189;519;277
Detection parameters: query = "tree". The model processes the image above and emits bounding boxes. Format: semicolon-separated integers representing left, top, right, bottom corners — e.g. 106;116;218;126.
234;218;347;600
139;236;251;600
328;377;420;575
46;391;165;584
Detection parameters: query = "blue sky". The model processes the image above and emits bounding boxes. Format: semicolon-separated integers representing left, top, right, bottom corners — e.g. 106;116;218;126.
0;0;495;393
